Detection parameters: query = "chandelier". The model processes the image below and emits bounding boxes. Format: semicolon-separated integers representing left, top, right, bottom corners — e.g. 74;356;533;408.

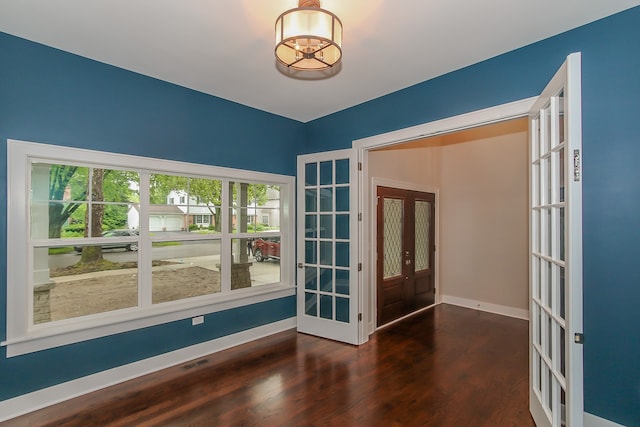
275;0;343;71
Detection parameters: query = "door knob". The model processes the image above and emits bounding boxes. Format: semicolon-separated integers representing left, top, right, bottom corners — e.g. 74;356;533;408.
297;263;304;268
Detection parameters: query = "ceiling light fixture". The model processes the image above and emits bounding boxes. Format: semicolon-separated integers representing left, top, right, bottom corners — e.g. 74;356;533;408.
275;0;343;71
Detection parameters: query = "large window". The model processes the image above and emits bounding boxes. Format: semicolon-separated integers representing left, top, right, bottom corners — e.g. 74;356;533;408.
4;140;294;356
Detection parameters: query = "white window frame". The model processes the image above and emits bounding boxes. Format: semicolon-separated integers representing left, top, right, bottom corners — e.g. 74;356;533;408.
3;140;295;357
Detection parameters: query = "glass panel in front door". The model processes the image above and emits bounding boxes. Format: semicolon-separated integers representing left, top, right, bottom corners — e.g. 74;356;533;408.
383;198;403;279
414;200;431;271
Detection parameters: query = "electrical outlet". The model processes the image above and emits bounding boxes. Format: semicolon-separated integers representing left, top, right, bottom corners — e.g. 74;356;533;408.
192;316;204;326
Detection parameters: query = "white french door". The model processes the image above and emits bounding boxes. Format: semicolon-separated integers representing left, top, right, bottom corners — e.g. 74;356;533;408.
529;53;583;426
296;149;361;344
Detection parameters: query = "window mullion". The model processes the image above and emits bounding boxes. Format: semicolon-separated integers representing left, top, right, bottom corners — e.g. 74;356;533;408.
138;171;152;307
220;179;231;293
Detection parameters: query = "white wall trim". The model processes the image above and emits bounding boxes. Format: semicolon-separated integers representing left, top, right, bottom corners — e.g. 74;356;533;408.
442;295;529;320
584;412;626;427
353;97;537;151
0;318;296;422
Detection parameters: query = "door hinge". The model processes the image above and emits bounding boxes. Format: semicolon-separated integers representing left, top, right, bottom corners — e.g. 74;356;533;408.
573;149;581;182
358;212;362;221
574;333;584;344
358;313;363;321
358;162;362;171
358;263;362;271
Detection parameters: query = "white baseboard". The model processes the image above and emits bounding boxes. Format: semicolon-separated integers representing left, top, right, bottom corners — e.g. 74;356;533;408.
441;295;529;320
0;317;296;422
585;412;626;427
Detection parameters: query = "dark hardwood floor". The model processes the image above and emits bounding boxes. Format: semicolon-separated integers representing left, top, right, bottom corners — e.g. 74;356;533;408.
4;304;535;426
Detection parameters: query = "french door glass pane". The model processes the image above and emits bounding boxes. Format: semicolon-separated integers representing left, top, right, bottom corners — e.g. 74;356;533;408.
544;105;552;154
531;82;575;426
335;214;349;239
320;214;333;238
559;148;566;203
335;269;349;295
336;297;349;322
336;242;349;267
320;268;333;292
560;207;566;261
302;158;351;323
319;161;333;185
320;241;332;265
320;294;332;319
305;189;317;212
305;163;317;186
558;93;565;145
336;187;349;211
305;215;317;238
335;159;349;184
320;188;333;211
305;292;317;315
305;266;317;290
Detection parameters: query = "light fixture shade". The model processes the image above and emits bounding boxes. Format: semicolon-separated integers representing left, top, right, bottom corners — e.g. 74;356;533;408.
275;2;342;71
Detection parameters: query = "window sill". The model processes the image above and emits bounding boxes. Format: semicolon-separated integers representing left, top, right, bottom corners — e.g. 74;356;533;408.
2;284;295;357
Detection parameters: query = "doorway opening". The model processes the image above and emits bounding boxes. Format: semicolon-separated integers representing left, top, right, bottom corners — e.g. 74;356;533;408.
355;99;536;335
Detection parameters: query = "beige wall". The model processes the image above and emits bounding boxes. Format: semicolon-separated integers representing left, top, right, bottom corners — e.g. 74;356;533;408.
368;144;442;187
368;119;529;313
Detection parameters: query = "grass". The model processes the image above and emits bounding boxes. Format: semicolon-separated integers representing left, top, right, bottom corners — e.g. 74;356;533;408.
48;247;75;255
152;241;182;247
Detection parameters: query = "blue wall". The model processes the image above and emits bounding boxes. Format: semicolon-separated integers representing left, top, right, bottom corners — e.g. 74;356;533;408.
0;32;301;401
0;33;304;175
306;7;640;426
2;6;640;426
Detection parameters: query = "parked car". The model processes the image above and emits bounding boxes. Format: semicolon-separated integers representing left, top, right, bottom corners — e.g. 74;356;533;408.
74;229;140;252
252;237;280;262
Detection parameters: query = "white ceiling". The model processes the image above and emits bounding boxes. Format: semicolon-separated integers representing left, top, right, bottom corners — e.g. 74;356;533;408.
1;1;638;122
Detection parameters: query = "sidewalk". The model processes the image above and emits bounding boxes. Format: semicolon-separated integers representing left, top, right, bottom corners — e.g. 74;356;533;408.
53;254;280;287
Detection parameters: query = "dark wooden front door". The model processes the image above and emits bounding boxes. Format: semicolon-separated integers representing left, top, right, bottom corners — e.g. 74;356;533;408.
377;186;436;326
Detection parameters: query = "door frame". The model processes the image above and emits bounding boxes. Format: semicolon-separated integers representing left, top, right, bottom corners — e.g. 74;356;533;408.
353;97;537;337
371;178;440;330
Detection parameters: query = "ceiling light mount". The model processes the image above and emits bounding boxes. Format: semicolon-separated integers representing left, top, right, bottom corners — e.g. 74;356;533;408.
275;0;343;71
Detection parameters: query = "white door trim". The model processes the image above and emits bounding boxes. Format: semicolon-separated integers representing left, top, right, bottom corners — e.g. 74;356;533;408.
354;97;537;336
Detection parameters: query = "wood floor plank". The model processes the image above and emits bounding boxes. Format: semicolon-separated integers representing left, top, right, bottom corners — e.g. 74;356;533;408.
2;304;535;426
